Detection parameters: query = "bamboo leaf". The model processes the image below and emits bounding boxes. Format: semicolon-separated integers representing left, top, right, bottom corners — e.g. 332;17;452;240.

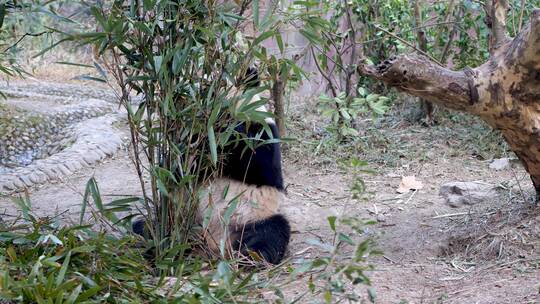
66;284;82;304
55;251;71;287
299;28;323;45
253;0;259;28
0;4;6;30
253;30;275;46
275;31;284;54
208;126;217;166
55;61;94;68
327;216;337;232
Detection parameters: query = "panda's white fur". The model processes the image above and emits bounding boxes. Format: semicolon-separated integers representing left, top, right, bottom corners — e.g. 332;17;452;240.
197;177;284;254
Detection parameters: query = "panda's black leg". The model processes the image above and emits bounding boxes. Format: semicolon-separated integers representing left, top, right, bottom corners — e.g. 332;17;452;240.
132;218;147;237
235;214;291;265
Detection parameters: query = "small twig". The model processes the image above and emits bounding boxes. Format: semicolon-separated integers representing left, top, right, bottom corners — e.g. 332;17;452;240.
439;276;465;281
310;46;338;98
383;255;401;265
3;30;53;52
344;1;358;97
440;7;464;63
403;189;417;204
341;20;462;55
373;24;443;67
432;211;474;219
517;0;526;31
509;158;527;203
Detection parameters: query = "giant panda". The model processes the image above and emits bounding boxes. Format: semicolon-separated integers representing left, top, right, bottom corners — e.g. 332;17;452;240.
133;67;291;265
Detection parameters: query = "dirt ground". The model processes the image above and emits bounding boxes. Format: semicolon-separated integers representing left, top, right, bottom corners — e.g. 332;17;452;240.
1;82;539;303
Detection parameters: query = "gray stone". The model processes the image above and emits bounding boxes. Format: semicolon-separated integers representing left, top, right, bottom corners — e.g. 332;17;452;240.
40;167;58;179
489;158;511;171
57;164;71;175
97;145;115;156
65;160;82;172
439;181;499;207
1;180;16;191
18;176;33;187
34;171;48;183
28;173;41;184
82;153;101;165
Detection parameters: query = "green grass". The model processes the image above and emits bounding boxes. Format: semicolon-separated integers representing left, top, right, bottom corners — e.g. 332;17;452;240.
286;95;510;171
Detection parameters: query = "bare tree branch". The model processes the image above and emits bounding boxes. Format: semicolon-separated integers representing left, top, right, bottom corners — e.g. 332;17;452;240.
373;24;443;66
485;0;511;54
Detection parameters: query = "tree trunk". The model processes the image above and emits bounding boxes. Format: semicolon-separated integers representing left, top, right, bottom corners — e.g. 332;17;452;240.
359;8;540;197
413;0;435;125
271;75;286;137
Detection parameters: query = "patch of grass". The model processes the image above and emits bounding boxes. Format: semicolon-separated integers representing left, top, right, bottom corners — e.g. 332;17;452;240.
0;215;157;302
286;95;510;172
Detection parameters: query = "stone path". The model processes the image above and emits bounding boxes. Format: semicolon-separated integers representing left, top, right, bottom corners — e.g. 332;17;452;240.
0;80;128;195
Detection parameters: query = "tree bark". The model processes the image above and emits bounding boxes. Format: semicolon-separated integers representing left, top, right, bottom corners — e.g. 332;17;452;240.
485;0;511;55
359;8;540;196
413;0;435;125
271;75;286;137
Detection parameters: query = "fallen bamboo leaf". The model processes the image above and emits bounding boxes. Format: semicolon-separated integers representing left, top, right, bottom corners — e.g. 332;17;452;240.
397;176;423;193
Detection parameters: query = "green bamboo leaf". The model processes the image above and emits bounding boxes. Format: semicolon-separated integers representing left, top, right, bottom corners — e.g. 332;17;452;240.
208;126;217;166
33;38;70;58
55;291;64;304
0;4;6;30
93;61;107;80
275;31;284;54
299;28;323;45
327;216;337;232
71;245;96;254
55;251;71;287
253;30;275;46
90;6;106;28
66;284;82;304
36;7;76;24
253;0;260;28
338;232;354;245
83;178;120;224
365;94;380;102
106;197;140;207
77;285;102;301
339;109;351;120
73;75;107;83
55;61;94;68
259;1;275;29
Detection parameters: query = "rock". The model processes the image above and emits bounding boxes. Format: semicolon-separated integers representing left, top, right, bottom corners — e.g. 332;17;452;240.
439;181;499;207
19;175;33;187
1;180;16;191
28;173;40;184
40;167;58;179
489;158;511;170
57;164;71;175
65;160;82;172
97;145;115;156
82;152;101;165
34;171;48;183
